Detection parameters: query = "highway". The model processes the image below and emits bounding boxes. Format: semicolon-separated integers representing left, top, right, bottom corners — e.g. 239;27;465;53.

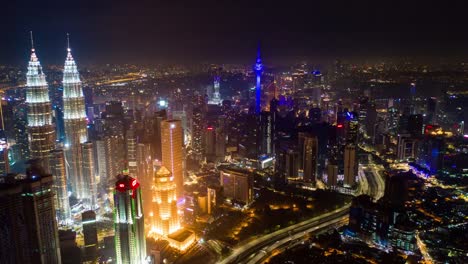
218;205;350;264
245;216;349;264
219;153;385;264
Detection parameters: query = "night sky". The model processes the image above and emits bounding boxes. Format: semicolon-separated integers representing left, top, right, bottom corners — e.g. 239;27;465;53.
2;0;468;65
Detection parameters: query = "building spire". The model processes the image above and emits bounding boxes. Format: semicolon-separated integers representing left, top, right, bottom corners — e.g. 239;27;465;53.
65;33;73;61
67;33;70;51
30;31;35;51
257;41;261;61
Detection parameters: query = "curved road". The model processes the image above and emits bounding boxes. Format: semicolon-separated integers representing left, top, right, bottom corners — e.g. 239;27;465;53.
219;155;384;264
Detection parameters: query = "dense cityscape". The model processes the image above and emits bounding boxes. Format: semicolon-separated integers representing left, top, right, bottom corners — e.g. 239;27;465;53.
1;2;468;264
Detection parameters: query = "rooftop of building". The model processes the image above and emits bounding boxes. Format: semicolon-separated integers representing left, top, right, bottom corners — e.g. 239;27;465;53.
167;229;194;242
218;165;251;175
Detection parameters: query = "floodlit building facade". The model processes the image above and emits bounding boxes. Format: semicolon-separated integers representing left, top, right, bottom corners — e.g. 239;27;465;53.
62;37;88;201
151;166;180;236
26;37;56;171
161;119;184;199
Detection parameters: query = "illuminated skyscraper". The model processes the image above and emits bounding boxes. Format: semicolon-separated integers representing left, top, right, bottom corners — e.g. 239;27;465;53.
49;149;71;223
0;129;9;175
81;142;97;208
151;166;180;236
344;144;357;187
219;167;253;205
0;161;61;264
26;33;56;171
161;119;184;199
126;126;137;177
0;99;9;175
191;94;205;161
208;75;222;105
253;44;264;115
114;174;146;264
302;135;318;182
62;34;88;200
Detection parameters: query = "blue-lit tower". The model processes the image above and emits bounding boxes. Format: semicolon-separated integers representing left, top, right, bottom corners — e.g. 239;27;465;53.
254;44;264;115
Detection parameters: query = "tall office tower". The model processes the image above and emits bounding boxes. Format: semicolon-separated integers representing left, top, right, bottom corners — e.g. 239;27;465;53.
100;135;125;189
81;142;97;208
172;110;189;145
82;210;98;261
304;71;322;107
0;161;61;263
426;97;437;124
62;36;88;200
205;125;216;159
26;34;56;171
152;166;180;235
303;135;318;182
95;139;107;188
215;119;226;161
345;111;359;144
12;100;30;161
161;119;184;199
191;104;204;161
344;144;357;187
114;174;146;264
253;44;264;115
153;110;167;161
0;129;9;175
208;75;222;105
408;114;423;138
0;98;9;174
219;167;253;204
397;134;417;161
50;149;71;223
259;111;273;155
327;163;338;187
126;126;138;177
137;143;153;215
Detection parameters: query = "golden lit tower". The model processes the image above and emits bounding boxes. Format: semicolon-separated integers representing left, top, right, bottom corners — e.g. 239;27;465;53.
26;32;56;171
151;166;180;236
161;120;184;200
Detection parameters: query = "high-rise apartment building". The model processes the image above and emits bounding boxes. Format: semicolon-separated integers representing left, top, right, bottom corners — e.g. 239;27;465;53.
161;119;184;199
114;174;146;264
151;166;180;236
0;161;61;263
26;36;56;171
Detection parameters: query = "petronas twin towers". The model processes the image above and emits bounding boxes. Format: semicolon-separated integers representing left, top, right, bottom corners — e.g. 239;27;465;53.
26;33;95;214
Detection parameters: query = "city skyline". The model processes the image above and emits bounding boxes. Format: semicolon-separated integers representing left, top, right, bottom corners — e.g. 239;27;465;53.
0;2;467;263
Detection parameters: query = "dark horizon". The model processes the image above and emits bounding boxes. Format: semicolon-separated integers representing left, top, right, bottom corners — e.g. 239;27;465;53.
3;1;468;66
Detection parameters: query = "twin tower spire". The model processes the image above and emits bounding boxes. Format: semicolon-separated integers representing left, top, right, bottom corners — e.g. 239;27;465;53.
26;32;92;212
